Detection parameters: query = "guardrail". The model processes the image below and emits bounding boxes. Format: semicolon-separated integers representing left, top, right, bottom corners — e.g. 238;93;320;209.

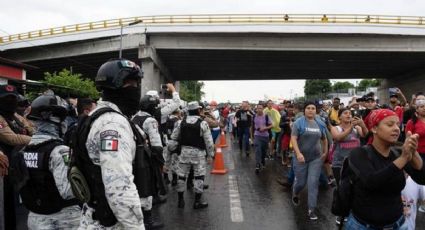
1;14;424;44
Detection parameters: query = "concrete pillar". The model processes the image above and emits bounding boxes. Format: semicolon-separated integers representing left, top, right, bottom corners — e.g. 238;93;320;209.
139;34;172;96
379;71;425;105
141;60;158;95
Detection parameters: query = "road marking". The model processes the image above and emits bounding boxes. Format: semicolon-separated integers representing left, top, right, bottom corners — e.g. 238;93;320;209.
228;175;244;222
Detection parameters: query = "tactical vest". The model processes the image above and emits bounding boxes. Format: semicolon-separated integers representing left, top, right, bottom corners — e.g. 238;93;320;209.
70;107;153;227
19;140;78;214
166;116;179;139
180;118;206;150
132;114;150;138
131;113;167;195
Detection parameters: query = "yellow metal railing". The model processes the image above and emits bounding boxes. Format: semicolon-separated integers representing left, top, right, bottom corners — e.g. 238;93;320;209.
1;14;425;45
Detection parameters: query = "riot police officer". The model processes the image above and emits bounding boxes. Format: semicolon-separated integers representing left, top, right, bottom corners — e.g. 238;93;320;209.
12;91;81;229
144;87;180;202
132;93;165;230
73;59;145;229
168;101;215;209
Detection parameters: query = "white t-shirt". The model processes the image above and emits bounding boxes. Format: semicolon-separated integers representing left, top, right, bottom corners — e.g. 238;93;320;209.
401;176;424;230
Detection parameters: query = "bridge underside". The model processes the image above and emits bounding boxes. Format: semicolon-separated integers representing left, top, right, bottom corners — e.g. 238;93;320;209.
17;48;425;81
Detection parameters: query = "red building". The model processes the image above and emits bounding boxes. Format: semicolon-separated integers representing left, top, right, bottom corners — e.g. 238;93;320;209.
0;57;37;91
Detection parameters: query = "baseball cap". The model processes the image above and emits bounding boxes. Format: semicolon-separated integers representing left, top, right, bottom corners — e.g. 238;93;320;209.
187;101;202;111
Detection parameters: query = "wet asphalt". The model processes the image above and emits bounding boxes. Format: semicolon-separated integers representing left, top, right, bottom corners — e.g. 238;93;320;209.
15;136;425;230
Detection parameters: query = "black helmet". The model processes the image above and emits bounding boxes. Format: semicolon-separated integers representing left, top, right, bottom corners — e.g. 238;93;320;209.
140;94;160;112
29;91;68;121
95;59;143;90
17;94;30;107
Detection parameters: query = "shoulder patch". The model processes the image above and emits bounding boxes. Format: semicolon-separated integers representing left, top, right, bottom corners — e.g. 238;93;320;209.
101;139;119;151
62;154;70;166
100;130;119;139
151;120;158;130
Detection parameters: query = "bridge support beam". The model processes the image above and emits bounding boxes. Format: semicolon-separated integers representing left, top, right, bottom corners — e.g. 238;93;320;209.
139;34;174;95
378;71;425;105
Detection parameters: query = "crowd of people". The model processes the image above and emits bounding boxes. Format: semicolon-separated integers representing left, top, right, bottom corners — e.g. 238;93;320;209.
0;59;425;230
217;88;425;229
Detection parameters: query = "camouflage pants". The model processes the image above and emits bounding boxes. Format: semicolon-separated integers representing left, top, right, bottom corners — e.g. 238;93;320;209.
170;153;179;173
176;158;206;194
78;204;144;230
140;196;153;211
27;205;81;230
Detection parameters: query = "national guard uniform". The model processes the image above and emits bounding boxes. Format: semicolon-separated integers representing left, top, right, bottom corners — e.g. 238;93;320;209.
0;84;33;230
10;92;81;229
73;59;145;229
145;88;181;127
132;93;166;230
164;111;181;186
145;89;180;163
168;101;215;209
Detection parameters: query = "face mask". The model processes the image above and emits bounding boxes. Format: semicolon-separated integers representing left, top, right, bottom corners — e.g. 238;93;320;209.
153;108;161;123
103;87;141;117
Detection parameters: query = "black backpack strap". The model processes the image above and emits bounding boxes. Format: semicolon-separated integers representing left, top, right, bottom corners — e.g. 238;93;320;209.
349;145;375;180
132;115;150;129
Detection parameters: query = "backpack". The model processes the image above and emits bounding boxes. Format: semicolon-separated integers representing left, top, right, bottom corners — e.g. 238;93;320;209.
331;154;357;218
331;145;400;218
295;116;327;137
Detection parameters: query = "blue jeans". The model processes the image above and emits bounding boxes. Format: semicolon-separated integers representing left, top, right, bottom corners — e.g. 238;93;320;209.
254;136;268;166
293;157;322;210
345;213;407;230
319;168;328;187
211;129;220;144
287;158;327;187
238;127;250;152
287;157;295;184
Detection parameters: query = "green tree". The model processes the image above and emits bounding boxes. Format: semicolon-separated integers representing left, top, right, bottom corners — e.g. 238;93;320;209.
179;81;204;101
26;69;100;100
304;79;332;100
357;79;381;91
332;81;354;92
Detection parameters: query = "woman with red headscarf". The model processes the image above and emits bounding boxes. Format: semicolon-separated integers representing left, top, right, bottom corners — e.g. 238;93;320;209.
344;109;425;230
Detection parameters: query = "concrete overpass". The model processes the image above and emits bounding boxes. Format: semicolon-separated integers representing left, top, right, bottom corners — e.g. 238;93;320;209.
1;14;425;101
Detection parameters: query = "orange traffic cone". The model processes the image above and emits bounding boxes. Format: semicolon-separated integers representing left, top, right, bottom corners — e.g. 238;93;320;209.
218;131;228;148
211;147;227;175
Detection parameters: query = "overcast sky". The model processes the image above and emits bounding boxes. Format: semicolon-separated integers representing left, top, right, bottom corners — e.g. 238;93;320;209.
2;0;424;102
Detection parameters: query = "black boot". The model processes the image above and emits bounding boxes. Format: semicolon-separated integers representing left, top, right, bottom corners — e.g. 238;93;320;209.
171;173;178;186
193;193;208;209
178;192;185;208
143;210;164;230
163;173;170;185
